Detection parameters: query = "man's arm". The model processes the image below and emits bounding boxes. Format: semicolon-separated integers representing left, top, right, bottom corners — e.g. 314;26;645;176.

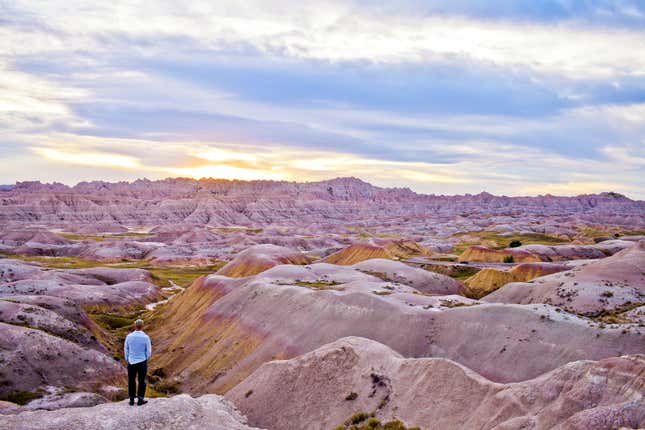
146;335;152;361
124;335;129;363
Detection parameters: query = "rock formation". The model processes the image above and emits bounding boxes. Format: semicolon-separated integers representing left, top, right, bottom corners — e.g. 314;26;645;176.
228;337;645;430
216;244;313;277
484;240;645;316
458;245;543;263
147;261;643;394
0;394;263;429
463;262;569;299
323;240;431;265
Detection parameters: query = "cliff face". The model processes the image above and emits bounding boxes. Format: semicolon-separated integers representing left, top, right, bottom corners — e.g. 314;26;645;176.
1;177;642;227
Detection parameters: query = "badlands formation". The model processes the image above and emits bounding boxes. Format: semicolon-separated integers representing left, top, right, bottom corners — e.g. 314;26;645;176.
0;177;643;430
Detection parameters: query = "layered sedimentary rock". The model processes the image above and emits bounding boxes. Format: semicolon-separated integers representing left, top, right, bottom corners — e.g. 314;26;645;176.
228;337;645;430
458;245;543;263
322;240;431;265
0;259;161;403
0;323;122;398
216;244;313;277
463;262;569;299
148;261;643;395
2;178;643;229
484;240;645;316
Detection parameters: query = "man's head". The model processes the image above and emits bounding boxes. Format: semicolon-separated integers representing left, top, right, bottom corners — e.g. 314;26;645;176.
134;319;144;330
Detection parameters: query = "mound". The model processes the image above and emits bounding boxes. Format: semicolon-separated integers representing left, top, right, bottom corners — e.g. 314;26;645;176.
0;260;161;311
217;245;313;277
0;300;100;348
0;230;71;248
353;258;463;295
514;244;608;261
464;262;569;299
0;323;122;398
323;240;431;265
147;263;643;395
0;394;262;430
228;337;645;430
483;240;645;316
458;245;542;263
463;268;517;299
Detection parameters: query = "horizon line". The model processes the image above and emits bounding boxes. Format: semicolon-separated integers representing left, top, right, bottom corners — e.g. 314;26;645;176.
4;176;639;201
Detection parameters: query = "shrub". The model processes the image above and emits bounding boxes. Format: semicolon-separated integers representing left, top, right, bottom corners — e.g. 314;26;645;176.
601;291;614;298
366;418;381;429
350;412;369;424
509;240;522;248
503;255;514;263
383;420;408;430
345;392;358;400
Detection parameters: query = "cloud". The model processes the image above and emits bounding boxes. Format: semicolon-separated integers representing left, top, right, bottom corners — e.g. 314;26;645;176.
30;146;141;168
4;1;645;79
0;1;644;198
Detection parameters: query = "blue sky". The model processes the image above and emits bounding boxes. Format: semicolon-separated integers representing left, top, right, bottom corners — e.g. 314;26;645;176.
0;0;644;197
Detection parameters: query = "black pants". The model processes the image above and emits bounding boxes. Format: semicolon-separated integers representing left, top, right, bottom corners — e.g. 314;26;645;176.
127;360;147;400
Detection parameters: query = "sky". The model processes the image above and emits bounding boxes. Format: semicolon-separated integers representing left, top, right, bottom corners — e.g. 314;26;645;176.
1;1;644;198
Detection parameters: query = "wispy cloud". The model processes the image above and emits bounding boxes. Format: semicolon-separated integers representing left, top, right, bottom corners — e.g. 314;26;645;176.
0;1;644;198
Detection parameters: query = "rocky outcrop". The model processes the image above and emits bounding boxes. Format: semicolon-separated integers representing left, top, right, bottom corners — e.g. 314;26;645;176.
0;394;263;429
463;268;518;298
0;259;161;405
463;262;569;299
227;337;645;430
0;323;122;398
1;178;643;230
0;260;161;310
458;245;543;263
216;244;313;277
323;240;431;265
483;241;645;316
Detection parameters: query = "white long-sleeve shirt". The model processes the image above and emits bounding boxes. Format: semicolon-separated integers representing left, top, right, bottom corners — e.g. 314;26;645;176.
124;330;152;364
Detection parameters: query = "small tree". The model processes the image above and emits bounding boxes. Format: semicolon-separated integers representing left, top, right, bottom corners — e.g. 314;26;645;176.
503;255;514;263
509;240;522;248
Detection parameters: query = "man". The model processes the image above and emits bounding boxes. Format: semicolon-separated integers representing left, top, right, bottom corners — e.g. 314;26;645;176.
124;319;152;406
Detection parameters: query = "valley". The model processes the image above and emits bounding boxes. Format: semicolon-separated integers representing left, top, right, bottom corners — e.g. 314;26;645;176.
0;177;643;429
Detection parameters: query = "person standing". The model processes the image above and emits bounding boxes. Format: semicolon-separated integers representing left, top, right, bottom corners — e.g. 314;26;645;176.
124;319;152;406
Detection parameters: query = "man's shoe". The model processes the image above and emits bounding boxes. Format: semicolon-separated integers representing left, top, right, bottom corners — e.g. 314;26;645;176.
129;399;135;406
137;399;148;406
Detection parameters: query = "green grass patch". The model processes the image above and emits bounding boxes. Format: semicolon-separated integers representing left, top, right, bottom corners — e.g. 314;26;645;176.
91;312;141;331
293;280;344;291
59;232;151;242
0;253;225;288
146;264;226;288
